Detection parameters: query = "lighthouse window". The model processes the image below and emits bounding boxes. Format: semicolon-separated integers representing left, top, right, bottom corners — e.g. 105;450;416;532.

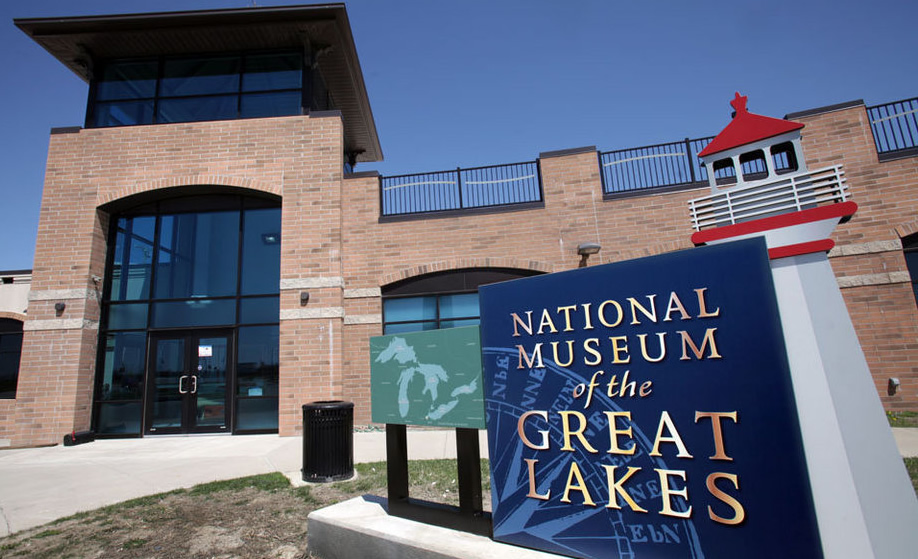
712;159;737;186
739;150;768;181
771;142;799;175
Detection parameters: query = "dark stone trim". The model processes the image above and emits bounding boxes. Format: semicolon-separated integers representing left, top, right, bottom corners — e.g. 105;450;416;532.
786;100;865;120
878;147;918;163
378;201;544;224
539;146;597;159
309;109;343;119
51;127;82;135
345;170;380;179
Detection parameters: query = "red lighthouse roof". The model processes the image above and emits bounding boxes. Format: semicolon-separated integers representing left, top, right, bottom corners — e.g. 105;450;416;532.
698;93;804;157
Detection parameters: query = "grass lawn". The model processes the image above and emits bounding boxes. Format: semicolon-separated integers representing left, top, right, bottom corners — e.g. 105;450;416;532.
887;411;918;428
0;459;488;559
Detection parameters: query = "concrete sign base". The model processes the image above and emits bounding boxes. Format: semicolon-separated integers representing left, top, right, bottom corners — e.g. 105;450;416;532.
307;496;555;559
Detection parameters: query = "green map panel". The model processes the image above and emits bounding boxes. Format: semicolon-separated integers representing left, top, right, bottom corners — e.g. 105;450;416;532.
370;326;485;429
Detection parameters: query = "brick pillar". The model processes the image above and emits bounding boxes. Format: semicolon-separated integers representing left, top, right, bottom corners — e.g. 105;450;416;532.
277;114;346;435
12;130;107;447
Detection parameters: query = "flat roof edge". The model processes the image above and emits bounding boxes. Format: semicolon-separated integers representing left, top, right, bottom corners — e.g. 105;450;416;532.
14;4;346;34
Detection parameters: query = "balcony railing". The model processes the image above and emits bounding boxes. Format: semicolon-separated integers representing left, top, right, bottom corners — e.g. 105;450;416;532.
868;97;918;158
600;137;713;196
688;166;849;231
380;160;542;217
376;96;914;220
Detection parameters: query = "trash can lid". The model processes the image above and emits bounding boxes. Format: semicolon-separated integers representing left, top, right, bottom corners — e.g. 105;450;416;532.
303;400;354;411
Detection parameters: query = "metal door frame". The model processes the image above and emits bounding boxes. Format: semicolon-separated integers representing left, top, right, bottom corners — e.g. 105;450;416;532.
143;328;235;435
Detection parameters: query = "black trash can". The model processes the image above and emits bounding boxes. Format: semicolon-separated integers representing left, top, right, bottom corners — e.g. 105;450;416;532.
302;400;354;482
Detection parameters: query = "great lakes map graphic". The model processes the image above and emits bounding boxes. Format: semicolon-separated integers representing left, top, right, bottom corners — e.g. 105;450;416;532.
370;326;485;429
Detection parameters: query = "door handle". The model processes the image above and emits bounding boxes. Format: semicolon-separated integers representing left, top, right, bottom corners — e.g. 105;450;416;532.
178;375;189;394
190;375;198;394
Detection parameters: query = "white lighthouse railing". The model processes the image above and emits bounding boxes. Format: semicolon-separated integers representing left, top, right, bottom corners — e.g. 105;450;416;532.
688;165;848;231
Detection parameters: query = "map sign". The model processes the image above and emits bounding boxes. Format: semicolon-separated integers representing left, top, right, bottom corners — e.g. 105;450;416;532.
370;326;485;429
479;238;822;559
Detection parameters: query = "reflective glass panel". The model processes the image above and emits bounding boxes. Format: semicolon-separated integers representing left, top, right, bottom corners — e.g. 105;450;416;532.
440;319;480;330
155;211;239;299
0;332;22;399
91;100;155;127
195;336;228;428
241;91;302;119
243;53;301;91
98;332;146;401
239;296;279;325
906;251;918;279
151;299;236;328
96;61;158;100
236;397;279;431
240;208;281;295
157;96;238;124
150;338;185;429
106;303;148;330
439;293;479;319
236;326;279;397
161;56;240;96
96;402;142;435
383;321;437;335
384;297;437;323
110;216;155;301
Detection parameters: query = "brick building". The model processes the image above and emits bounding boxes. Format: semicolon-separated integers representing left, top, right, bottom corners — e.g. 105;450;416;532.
2;4;917;447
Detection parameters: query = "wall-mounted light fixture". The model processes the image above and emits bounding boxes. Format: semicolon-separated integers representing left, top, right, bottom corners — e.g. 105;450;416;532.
577;242;601;268
300;291;310;306
54;302;66;315
888;377;901;396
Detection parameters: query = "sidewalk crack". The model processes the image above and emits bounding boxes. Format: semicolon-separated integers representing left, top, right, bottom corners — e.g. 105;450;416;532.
0;500;13;536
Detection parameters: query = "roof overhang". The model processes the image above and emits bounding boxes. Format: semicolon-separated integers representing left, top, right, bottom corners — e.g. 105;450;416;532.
15;3;382;162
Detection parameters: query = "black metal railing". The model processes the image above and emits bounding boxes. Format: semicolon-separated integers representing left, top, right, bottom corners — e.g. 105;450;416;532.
380;160;542;217
599;136;713;196
376;96;916;219
868;97;918;156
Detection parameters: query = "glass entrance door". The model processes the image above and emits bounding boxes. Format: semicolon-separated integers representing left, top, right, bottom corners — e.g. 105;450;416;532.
145;330;233;435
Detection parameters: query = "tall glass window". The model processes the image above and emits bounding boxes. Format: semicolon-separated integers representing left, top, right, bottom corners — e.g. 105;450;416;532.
904;234;918;308
95;194;281;435
0;319;23;399
87;51;330;128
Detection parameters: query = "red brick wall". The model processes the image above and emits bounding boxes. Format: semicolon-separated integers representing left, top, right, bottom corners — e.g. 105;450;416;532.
8;101;918;446
337;105;918;423
9;114;346;446
795;104;918;410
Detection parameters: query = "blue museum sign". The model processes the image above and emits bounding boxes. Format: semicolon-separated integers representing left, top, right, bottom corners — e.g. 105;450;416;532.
479;237;822;558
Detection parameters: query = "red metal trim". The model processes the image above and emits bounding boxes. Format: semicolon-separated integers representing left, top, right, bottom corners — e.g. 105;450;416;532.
768;239;835;260
691;201;858;245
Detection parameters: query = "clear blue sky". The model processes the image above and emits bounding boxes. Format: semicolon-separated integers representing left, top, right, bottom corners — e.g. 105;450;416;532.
1;0;916;270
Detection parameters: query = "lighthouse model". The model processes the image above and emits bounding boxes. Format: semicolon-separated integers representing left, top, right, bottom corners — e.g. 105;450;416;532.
690;94;918;558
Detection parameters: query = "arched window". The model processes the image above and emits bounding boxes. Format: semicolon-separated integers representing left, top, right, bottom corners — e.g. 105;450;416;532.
0;318;23;399
381;268;542;334
95;192;281;436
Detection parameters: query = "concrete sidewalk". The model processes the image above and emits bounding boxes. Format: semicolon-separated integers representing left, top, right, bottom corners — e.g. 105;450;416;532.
0;428;914;538
0;429;489;538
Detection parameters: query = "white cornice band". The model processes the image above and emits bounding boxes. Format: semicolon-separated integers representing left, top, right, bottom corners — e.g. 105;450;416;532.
24;319;99;331
837;271;910;288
